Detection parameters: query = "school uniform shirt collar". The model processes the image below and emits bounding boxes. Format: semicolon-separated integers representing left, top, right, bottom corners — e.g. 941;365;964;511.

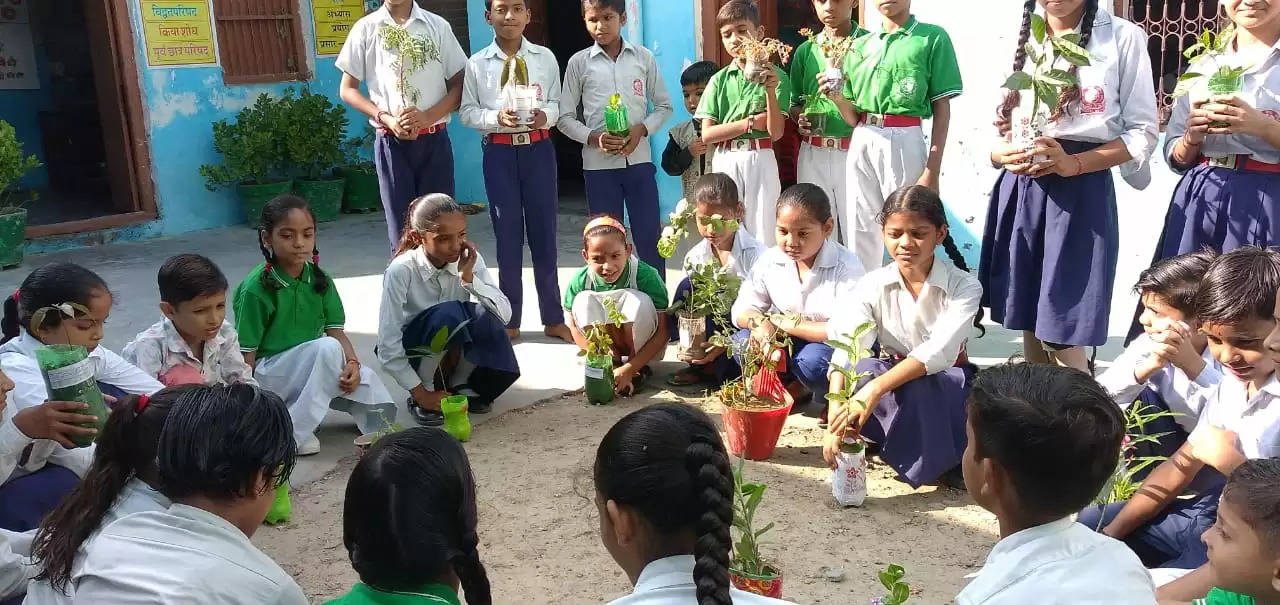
632;555;700;593
590;37;636;59
879;15;920;37
871;257;954;294
478;38;545;61
410;247;461;279
370;2;431;27
0;329;41;358
342;582;461;605
268;263;318;289
158;317;226;359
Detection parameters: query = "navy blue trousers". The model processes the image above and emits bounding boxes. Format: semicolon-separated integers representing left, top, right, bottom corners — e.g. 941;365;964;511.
403;301;520;405
482;138;562;328
0;464;79;531
1077;484;1223;570
584;163;664;274
375;128;456;252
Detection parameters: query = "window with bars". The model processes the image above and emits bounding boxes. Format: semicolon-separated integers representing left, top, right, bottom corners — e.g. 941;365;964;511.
212;0;310;85
1119;0;1221;124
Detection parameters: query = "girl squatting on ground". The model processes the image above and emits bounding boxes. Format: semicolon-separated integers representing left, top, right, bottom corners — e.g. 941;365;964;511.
378;194;520;427
980;0;1159;371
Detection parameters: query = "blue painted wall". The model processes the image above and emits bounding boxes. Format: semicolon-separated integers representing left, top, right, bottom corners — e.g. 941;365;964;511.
0;35;53;188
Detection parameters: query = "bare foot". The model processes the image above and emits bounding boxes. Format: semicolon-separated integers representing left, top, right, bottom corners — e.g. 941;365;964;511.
506;328;521;341
544;323;573;344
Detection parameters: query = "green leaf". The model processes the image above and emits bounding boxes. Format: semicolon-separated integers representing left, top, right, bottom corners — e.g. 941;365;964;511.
887;564;905;578
428;325;451;354
1039;68;1074;88
1052;36;1091;66
1216;24;1236;52
892;583;911;603
1023;42;1043;66
879;571;896;591
754;521;774;538
1061;32;1081;45
1182;42;1206;60
1030;13;1046;45
1172;72;1203;98
1033;80;1058;110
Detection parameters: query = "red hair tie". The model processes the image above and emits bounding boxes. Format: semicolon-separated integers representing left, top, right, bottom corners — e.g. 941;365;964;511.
312;253;319;265
10;289;17;301
136;394;150;413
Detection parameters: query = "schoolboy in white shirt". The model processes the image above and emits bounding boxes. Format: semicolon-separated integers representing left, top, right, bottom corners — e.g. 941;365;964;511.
336;0;468;252
461;0;572;343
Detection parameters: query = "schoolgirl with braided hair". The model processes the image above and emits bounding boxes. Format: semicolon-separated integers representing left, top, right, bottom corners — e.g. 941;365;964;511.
233;194;395;519
325;427;491;605
980;0;1158;371
595;403;794;605
824;185;982;489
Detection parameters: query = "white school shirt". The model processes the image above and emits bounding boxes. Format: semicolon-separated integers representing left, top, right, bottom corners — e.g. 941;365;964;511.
606;555;796;605
460;38;562;133
1095;334;1222;433
24;478;170;605
681;227;766;281
122;319;257;387
1165;36;1280;167
732;241;866;323
377;247;511;392
956;517;1157;604
1009;9;1158;184
74;504;308;605
826;260;982;375
558;39;674;170
1187;373;1280;460
334;3;468;125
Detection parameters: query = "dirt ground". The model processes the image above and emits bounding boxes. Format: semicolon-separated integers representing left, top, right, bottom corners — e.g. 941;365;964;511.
256;388;1000;605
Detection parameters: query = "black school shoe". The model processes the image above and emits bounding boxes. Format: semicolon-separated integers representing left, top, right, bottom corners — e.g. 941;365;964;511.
406;398;444;427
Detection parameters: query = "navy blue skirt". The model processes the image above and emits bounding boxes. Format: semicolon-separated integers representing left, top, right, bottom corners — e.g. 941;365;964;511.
0;464;79;531
979;140;1118;347
1152;163;1280;260
855;357;973;488
403;301;520;404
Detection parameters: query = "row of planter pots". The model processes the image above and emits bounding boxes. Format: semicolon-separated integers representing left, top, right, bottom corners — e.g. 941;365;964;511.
236;166;381;227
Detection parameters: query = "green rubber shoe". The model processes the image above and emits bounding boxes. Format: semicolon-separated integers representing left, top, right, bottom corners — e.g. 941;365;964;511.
265;482;292;525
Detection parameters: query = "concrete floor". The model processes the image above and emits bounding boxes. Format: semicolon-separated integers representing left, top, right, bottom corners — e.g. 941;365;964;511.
0;194;1131;486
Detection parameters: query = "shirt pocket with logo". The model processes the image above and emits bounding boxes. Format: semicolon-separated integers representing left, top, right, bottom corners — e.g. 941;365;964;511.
889;66;926;108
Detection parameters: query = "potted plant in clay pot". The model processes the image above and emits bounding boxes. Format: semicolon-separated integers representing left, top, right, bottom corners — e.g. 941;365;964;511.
0;120;41;269
281;88;349;223
729;459;784;598
869;564;911;605
581;297;626;405
825;321;876;507
200;93;293;227
1174;24;1249;128
714;315;798;460
336;127;381;214
1001;13;1092;162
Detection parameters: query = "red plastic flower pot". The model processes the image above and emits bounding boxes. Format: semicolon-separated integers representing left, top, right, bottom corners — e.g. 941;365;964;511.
721;391;794;461
730;567;783;598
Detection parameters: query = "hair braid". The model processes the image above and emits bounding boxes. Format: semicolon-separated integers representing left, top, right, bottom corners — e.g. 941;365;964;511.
685;433;734;605
310;246;330;294
257;233;277;292
1051;0;1098;122
940;234;987;337
995;0;1038;135
450;511;492;604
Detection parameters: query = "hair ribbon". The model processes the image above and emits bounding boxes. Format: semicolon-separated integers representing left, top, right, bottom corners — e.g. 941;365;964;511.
584;216;626;237
136;394;150;413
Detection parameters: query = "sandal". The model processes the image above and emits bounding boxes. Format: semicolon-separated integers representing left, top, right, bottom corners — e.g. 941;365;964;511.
666;366;711;387
406;398;444;427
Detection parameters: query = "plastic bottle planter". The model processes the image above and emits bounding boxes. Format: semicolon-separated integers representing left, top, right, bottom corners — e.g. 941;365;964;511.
508;85;539;125
743;58;769;84
35;345;108;448
676;312;709;363
603;94;631;138
441;394;472;442
584;355;616;405
1010;111;1049;165
832;436;868;507
822;66;844;94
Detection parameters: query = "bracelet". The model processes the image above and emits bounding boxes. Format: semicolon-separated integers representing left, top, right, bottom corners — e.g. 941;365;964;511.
744;116;753;134
375;110;392;124
1073;154;1085;176
345;358;360;366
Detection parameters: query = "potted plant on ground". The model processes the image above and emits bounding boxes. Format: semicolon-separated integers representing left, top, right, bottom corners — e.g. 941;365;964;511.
200;93;292;226
826;321;876;507
407;323;475;441
336;127;381;213
0;120;41;269
581;296;626;405
1001;13;1091;161
715;316;797;460
729;459;783;598
282;88;349;222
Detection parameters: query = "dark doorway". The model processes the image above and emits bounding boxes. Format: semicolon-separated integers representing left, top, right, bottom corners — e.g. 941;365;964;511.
526;0;594;204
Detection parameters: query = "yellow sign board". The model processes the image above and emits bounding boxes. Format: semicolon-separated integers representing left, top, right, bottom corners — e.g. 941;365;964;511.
140;1;217;67
313;0;364;56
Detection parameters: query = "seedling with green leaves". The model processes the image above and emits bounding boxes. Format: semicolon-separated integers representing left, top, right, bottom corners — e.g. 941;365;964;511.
406;321;471;388
730;458;778;578
711;314;797;409
581;296;627;359
1174;24;1247;99
659;196;742;260
378;23;440;107
672;262;741;320
870;564;911;605
1001;13;1092;131
825;321;877;417
1093;401;1180;521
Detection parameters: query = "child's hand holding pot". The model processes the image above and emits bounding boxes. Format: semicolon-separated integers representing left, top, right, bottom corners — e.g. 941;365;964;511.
14;401;99;449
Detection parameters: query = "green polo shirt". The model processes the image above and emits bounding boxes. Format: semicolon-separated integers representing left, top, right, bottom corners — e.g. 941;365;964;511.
233;262;345;358
563;260;669;312
1194;588;1256;605
790;28;869;139
324;583;461;605
842;15;962;118
693;62;792;140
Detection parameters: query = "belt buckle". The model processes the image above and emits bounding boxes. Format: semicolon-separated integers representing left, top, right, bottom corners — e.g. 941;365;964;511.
514;132;530;146
729;138;751;151
822;137;839;149
1208;155;1237;169
864;113;884;128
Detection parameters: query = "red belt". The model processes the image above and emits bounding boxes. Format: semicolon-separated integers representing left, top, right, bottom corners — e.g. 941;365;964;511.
1201;155;1280;174
860;113;922;128
378;123;446;136
486;129;551;146
718;137;773;152
804;135;852;151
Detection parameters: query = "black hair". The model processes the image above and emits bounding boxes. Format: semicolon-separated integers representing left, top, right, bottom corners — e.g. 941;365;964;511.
158;254;229;305
996;0;1099;132
595;404;733;605
1223;458;1280;551
2;262;109;344
343;427;491;604
32;385;200;594
582;0;625;16
1133;249;1218;318
394;193;466;258
776;182;832;224
156;384;296;502
968;363;1125;519
717;0;760;28
1194;246;1280;327
879;185;986;337
257;194;330;295
692;173;741;211
583;213;630;250
681;61;719;87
